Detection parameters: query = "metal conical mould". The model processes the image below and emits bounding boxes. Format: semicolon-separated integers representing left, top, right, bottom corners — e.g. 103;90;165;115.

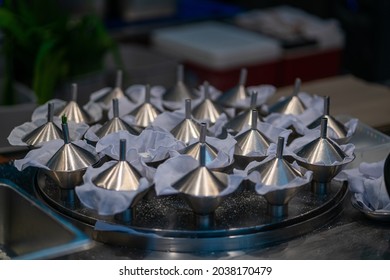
129;85;161;128
217;68;248;107
294;118;353;195
250;137;304;217
269;78;306;115
192;81;225;124
23;102;62;146
97;70;126;106
180;123;218;165
296;121;347;165
234;110;272;168
170;99;201;144
56;84;92;123
224;92;261;134
93;139;142;192
308;96;349;144
256;150;303;188
163;64;194;102
95;99;140;138
173;145;227;215
44;119;99;189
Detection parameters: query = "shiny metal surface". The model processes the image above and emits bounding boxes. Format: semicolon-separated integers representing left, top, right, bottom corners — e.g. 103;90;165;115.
224;92;261;134
129;85;161;128
253;137;303;187
93;139;142;192
95;99;140;138
351;195;390;222
163;64;194;102
234;110;272;156
35;169;348;252
170;99;201;144
97;70;126;106
44;121;99;189
56;84;92;123
268;78;306;115
234;110;272;169
250;137;303;217
192;81;225;124
23;102;62;146
308;96;350;144
180;123;218;165
173;144;228;215
25;118;389;257
172;167;228;215
0;180;91;259
217;68;248;107
296;118;347;165
294;118;352;194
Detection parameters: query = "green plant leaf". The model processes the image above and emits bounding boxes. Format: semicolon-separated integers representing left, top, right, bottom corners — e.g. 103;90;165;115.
0;9;28;46
33;40;68;104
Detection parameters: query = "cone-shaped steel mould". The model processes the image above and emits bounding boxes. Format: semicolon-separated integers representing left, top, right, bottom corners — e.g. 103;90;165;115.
217;68;248;107
163;64;194;102
97;70;126;106
93;139;142;192
95;99;140;138
192;81;225;124
234;110;273;169
294;118;353;195
268;78;306;115
250;137;304;217
170;99;201;144
129;84;161;128
172;144;228;217
180;123;218;165
308;96;350;144
23;102;62;147
56;84;92;124
44;117;99;189
224;91;261;134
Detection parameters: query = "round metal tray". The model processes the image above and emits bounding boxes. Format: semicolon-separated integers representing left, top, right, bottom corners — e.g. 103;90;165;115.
35;170;348;252
351;195;390;222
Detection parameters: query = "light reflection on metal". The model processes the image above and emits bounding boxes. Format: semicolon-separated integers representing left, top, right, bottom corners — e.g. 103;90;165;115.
56;84;92;123
217;68;248;107
224;91;261;134
307;96;349;144
234;110;272;157
250;137;303;217
129;84;161;128
44;118;99;189
163;64;194;102
173;144;228;215
170;99;201;145
296;118;347;164
93;139;142;191
294;118;351;195
192;81;225;124
180;123;218;165
98;70;126;106
268;78;306;115
23;102;62;146
95;98;140;138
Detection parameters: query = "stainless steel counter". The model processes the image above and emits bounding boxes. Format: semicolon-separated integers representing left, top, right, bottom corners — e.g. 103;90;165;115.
61;199;390;260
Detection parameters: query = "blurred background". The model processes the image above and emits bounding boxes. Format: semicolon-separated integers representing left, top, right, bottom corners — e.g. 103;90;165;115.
1;0;390;106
